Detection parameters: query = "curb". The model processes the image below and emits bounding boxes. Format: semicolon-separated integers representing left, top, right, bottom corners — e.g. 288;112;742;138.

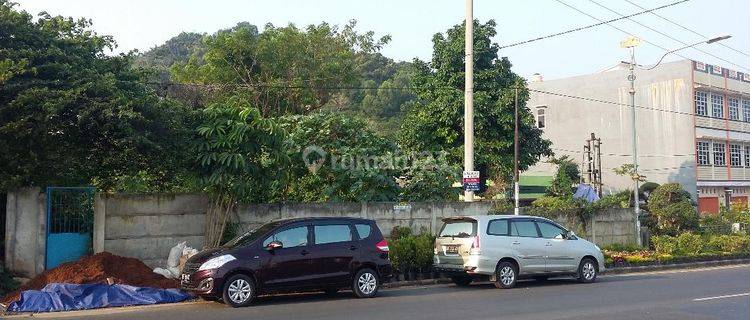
382;259;750;288
601;258;750;275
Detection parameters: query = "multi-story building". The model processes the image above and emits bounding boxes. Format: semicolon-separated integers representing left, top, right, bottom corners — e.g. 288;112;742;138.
526;59;750;214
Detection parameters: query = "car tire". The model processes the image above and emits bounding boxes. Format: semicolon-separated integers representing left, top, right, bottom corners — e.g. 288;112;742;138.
352;268;379;298
494;261;518;289
577;258;598;283
222;274;256;308
450;275;473;287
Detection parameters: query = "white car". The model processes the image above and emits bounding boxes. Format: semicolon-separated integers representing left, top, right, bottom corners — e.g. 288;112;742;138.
433;215;605;288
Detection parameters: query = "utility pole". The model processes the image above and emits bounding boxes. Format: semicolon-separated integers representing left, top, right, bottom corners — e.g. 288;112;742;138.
594;136;603;197
619;35;731;247
463;0;475;202
626;42;642;247
514;87;520;215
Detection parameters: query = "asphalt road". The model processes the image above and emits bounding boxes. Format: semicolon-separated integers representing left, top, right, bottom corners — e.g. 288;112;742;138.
12;265;750;320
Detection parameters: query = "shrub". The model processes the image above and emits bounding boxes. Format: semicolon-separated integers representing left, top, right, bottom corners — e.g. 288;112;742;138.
648;183;698;235
700;214;732;235
389;230;435;274
652;235;677;255
601;243;641;252
593;190;632;209
707;235;750;254
675;233;703;255
0;263;19;296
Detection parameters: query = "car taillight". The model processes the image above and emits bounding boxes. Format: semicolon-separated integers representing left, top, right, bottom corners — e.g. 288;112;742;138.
470;236;481;255
376;239;389;253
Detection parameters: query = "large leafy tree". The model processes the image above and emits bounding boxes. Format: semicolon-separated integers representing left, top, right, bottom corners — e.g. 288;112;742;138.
171;21;389;117
0;1;192;191
195;97;286;246
274;113;399;202
399;20;552;194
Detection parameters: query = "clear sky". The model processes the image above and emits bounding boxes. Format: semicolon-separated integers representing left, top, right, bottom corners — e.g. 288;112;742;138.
14;0;750;80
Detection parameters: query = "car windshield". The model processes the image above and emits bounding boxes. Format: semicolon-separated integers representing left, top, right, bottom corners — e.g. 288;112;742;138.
222;222;281;248
439;220;476;238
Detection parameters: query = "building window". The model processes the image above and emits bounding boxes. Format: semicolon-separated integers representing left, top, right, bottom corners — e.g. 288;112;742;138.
730;143;743;167
695;91;708;116
745;145;750;167
697;141;710;166
743;99;750;122
729;97;740;121
711;93;724;119
713;141;726;166
536;108;546;128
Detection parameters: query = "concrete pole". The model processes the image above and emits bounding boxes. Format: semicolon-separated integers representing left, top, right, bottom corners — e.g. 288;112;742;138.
514;87;520;215
463;0;475;202
628;47;643;247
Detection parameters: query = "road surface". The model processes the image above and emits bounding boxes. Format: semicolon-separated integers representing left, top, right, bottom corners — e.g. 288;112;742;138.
10;265;750;320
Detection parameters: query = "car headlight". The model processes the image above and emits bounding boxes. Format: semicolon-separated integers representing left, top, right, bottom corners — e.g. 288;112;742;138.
198;254;236;271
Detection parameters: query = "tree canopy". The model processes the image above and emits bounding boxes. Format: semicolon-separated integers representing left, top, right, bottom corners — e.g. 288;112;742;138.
399;20;552;194
0;1;193;191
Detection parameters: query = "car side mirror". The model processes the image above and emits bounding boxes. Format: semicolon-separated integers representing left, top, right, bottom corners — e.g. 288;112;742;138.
266;241;283;251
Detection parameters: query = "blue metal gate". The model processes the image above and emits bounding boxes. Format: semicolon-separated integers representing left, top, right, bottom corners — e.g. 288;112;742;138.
45;187;95;269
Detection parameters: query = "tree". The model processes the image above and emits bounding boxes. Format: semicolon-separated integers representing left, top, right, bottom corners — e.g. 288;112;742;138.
0;1;192;192
398;20;552;194
194;96;286;246
171;20;389;116
273;113;400;202
648;183;698;236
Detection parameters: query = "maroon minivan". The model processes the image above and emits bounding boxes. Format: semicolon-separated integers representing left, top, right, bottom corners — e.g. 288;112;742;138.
180;217;392;307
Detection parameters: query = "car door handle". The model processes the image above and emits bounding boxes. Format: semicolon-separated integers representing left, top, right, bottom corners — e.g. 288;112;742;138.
512;241;520;245
300;250;310;256
349;245;358;250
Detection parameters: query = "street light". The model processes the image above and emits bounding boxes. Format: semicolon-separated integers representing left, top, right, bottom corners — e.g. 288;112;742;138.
620;34;731;247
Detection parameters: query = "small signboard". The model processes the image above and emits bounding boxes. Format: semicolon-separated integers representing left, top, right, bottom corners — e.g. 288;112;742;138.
462;170;481;191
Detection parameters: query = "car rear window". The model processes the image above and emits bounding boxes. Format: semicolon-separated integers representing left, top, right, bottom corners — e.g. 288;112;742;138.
355;224;372;239
439;220;476;238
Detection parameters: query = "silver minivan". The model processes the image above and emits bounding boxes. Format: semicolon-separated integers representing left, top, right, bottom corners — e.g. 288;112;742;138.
433;215;605;288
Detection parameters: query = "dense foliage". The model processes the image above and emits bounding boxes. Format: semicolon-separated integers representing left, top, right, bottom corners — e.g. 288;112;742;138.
0;1;193;192
648;183;698;236
399;20;552;195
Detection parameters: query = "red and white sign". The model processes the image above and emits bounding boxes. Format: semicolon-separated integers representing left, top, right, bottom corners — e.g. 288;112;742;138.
695;61;707;72
711;65;723;75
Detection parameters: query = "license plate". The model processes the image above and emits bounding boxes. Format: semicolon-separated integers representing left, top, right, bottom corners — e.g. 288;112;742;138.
181;274;190;283
445;245;460;254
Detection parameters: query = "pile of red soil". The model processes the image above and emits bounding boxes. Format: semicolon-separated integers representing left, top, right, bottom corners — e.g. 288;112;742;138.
1;252;178;305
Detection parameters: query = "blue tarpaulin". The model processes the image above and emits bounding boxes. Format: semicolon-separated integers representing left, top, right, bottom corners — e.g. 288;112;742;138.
7;283;190;313
573;184;600;203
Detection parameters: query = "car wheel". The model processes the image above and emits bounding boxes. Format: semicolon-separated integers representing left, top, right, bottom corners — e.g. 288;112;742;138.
450;275;473;287
222;274;256;308
494;261;518;289
577;258;598;283
352;268;379;298
323;288;340;295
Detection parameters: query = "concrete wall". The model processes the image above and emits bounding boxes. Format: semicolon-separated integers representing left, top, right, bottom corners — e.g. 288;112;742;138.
4;188;46;277
235;202;495;237
97;194;207;268
527;60;697;197
6;191;638;271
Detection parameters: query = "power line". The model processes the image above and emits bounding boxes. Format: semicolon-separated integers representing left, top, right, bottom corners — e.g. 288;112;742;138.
554;0;690;60
151;81;700;117
623;0;750;59
497;0;690;50
588;0;750;72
